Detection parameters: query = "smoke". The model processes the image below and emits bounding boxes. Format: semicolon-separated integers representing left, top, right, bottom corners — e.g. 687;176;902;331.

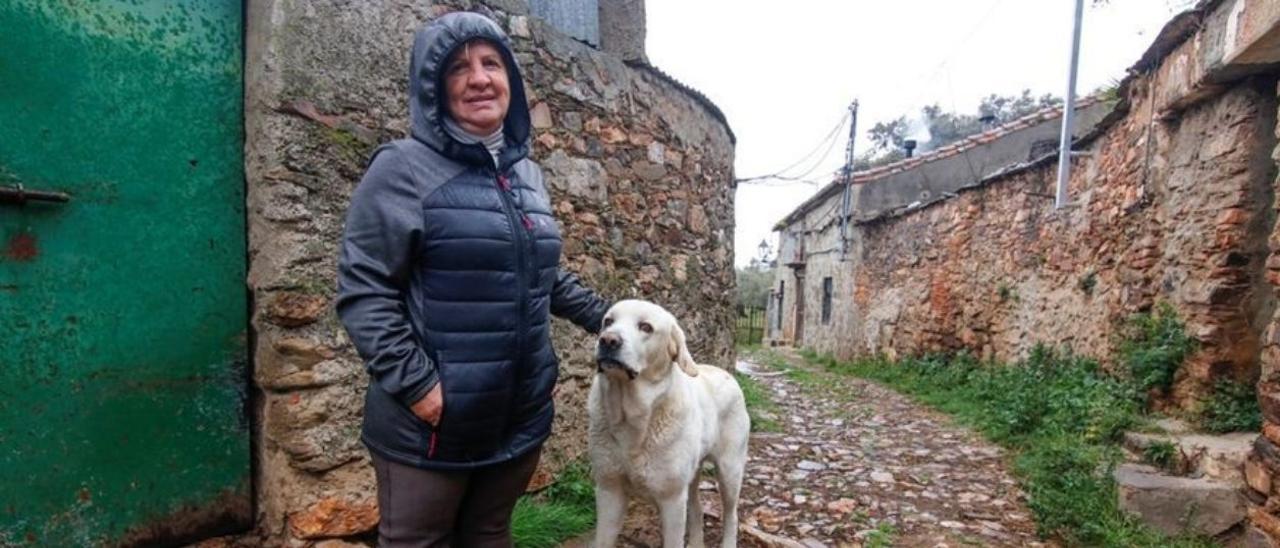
905;115;933;150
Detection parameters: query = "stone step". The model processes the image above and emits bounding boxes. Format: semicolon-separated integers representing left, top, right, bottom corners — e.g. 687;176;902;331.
1114;463;1247;537
1122;429;1255;482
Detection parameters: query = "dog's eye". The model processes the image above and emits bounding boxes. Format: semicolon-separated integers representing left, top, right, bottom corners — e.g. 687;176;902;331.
603;318;614;327
638;322;653;334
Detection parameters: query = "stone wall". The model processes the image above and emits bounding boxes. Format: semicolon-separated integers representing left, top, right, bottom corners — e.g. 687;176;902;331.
768;3;1280;408
1248;81;1280;542
243;0;735;543
775;75;1277;404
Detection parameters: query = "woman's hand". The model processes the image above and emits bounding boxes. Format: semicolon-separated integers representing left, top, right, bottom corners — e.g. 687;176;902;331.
410;384;443;427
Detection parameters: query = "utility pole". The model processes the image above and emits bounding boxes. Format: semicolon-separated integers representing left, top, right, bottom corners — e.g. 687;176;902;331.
839;100;859;260
1055;0;1085;209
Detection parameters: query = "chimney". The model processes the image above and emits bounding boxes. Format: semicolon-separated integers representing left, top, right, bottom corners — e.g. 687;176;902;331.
903;140;917;158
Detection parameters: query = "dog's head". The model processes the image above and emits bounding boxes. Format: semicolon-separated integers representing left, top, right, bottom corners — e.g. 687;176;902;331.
595;300;699;382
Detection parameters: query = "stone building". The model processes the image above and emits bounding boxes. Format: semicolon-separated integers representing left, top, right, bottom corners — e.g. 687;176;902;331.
246;0;736;544
1;0;734;545
770;0;1280;541
767;97;1111;355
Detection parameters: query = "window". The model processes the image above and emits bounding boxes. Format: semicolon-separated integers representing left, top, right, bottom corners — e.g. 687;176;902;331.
821;277;833;325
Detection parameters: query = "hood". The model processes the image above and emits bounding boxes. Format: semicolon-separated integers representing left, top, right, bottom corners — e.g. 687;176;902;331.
409;12;531;168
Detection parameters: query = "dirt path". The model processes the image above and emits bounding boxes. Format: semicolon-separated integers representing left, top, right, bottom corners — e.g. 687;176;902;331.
570;348;1047;547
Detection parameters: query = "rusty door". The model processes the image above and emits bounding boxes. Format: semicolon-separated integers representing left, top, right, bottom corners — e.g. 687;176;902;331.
0;2;250;545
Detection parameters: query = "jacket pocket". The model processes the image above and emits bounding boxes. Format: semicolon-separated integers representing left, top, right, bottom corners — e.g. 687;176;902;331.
433;351;514;460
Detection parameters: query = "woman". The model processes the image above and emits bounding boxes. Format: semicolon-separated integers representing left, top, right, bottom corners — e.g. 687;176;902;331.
336;11;609;547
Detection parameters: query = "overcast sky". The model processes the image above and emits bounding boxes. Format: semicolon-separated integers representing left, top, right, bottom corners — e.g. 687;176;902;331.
645;0;1195;267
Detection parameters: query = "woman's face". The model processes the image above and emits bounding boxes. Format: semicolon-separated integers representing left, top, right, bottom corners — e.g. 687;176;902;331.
444;40;510;135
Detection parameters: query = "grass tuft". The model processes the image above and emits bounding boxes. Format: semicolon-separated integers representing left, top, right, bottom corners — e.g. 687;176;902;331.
736;372;782;432
511;460;595;548
1141;440;1178;471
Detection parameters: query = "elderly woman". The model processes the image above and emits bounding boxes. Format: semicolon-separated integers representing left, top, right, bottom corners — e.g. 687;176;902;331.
336;11;609;547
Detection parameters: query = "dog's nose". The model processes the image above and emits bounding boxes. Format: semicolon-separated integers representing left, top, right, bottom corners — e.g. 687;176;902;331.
598;332;622;352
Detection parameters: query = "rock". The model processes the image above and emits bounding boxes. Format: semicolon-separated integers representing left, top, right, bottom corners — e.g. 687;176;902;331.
940;520;966;529
508;15;530;38
266;292;329;327
632;160;667;182
314;540;369;548
598;126;627;144
797;460;825;471
1247;456;1274;494
541;150;608;203
647;141;666;164
826;498;857;515
1114;463;1246;536
870;471;894;483
1244;525;1278;548
288;497;379;539
1124;431;1254;481
274;338;336;366
530;102;552;129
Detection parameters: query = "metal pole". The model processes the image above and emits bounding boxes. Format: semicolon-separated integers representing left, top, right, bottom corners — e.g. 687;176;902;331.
1055;0;1084;209
839;101;859;260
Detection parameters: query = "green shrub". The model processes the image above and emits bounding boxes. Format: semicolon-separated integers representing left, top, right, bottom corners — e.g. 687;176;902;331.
1117;303;1196;395
1198;380;1261;434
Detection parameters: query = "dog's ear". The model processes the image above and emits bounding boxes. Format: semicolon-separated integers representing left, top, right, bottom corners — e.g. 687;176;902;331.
667;320;700;377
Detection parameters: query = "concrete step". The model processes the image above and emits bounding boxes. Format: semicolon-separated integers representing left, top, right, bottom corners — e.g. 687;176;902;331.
1115;463;1247;537
1122;428;1255;482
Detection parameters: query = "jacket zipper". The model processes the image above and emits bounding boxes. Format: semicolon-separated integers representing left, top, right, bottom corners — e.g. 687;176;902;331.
495;171;531;359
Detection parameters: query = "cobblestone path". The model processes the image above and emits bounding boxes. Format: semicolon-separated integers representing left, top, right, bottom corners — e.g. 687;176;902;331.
578;348;1048;547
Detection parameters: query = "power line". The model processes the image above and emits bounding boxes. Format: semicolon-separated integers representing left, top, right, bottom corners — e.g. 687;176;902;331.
736;110;849;184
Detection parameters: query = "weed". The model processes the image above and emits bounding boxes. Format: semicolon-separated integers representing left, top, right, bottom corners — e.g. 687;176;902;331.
1141;440;1178;471
1079;272;1097;295
1117;303;1197;396
997;282;1018;302
864;522;896;548
1198;380;1261;434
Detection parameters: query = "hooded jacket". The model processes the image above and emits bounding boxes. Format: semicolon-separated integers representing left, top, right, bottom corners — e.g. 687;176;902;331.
336;12;609;470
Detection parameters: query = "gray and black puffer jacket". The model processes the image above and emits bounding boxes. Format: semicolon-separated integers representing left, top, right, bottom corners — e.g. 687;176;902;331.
336;12;609;470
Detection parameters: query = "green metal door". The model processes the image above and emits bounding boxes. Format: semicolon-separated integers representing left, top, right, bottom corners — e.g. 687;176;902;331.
0;2;250;545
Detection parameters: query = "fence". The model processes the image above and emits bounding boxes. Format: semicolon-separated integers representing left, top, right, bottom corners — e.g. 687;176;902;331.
736;306;766;346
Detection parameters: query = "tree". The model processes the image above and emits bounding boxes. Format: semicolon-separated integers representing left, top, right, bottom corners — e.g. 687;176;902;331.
858;89;1061;167
867;116;909;154
735;267;774;310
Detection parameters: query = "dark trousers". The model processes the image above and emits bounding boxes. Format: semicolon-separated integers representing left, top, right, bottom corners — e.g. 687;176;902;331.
370;447;542;548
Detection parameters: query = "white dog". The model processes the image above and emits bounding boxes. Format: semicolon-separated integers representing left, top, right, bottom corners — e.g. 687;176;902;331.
588;300;750;548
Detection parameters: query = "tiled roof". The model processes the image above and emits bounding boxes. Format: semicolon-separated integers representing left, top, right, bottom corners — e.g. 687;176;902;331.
774;96;1101;230
850;95;1100;184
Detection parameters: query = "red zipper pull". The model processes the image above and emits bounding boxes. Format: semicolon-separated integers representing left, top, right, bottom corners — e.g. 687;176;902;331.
497;174;511;191
521;215;534;231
